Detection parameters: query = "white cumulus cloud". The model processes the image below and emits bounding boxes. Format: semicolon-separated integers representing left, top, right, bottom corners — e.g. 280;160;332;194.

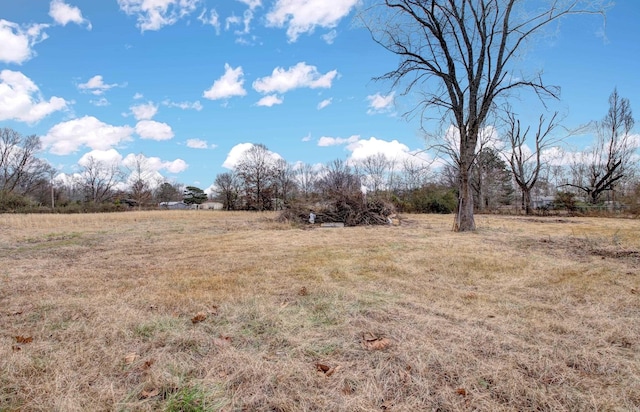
0;70;68;123
203;64;247;100
135;120;174;141
253;62;338;94
318;135;359;147
221;143;282;169
42;116;134;155
266;0;359;42
186;138;213;149
367;91;395;114
49;0;92;29
222;143;254;169
117;0;200;32
346;137;424;163
256;94;283;107
122;153;188;176
163;158;188;173
130;102;158;120
78;75;120;95
79;149;123;166
0;20;49;64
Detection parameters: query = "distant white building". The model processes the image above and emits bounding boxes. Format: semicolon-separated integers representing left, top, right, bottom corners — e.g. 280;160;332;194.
192;202;224;210
159;201;188;210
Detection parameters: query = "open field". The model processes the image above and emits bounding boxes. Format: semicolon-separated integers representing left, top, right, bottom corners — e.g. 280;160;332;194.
1;211;639;411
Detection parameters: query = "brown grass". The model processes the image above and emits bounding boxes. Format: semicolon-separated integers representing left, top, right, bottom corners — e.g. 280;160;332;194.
1;211;639;411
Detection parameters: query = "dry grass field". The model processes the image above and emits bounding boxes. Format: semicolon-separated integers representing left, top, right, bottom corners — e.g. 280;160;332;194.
1;211;639;411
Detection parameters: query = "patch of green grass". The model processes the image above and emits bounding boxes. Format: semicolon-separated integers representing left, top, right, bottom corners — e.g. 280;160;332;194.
164;385;226;412
304;342;340;357
133;317;182;340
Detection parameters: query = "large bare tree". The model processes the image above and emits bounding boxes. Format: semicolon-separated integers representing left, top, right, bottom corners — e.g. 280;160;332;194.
360;153;393;195
77;155;123;204
399;157;431;191
235;144;276;211
294;163;319;200
214;172;240;210
566;89;636;204
0;128;52;196
506;111;561;214
273;158;296;209
365;0;606;230
125;153;158;209
317;159;362;198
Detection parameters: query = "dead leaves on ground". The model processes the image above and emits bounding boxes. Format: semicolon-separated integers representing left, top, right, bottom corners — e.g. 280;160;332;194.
191;305;219;324
140;388;160;399
361;332;393;351
15;335;33;344
191;312;207;324
315;362;341;377
11;336;33;353
124;352;138;365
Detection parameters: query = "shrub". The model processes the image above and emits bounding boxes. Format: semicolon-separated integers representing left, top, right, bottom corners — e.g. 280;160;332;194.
0;191;31;212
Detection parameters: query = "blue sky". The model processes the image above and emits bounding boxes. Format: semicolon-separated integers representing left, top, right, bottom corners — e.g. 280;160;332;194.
1;0;638;191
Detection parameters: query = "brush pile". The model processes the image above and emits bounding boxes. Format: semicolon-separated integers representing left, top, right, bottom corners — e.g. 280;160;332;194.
278;194;396;226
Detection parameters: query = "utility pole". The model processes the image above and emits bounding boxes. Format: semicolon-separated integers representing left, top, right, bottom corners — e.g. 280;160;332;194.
50;170;55;210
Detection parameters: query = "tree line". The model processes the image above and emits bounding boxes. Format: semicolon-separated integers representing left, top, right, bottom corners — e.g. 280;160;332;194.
0;87;636;215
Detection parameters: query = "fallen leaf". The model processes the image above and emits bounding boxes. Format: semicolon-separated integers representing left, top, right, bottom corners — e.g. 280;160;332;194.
142;359;155;370
362;332;378;342
366;338;392;350
456;388;467;396
191;312;207;323
15;336;33;344
12;345;21;352
326;365;341;377
361;333;392;351
298;286;308;296
140;388;160;399
315;363;331;373
124;352;137;364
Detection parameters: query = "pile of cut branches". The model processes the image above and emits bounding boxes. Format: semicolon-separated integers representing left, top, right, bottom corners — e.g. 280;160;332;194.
278;194;396;226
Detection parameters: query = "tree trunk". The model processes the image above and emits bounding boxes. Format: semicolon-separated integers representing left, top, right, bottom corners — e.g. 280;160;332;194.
523;190;532;215
455;167;476;231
